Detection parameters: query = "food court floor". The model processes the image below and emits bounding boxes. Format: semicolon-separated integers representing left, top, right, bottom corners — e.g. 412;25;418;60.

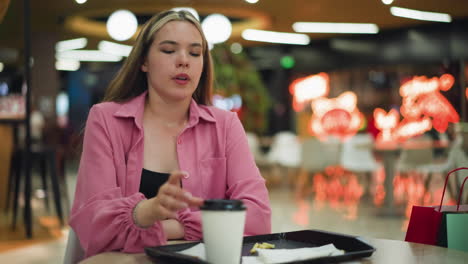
1;162;443;264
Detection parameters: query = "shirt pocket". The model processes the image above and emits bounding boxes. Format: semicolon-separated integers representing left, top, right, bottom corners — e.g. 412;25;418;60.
199;157;227;198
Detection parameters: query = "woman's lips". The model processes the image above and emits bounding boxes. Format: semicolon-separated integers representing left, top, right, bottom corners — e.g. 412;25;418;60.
173;73;190;85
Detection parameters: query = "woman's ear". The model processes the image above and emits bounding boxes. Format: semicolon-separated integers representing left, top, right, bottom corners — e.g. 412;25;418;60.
141;60;148;72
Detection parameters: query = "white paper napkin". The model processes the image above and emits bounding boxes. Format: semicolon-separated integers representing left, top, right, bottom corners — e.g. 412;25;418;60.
177;242;344;264
251;244;344;264
177;243;206;260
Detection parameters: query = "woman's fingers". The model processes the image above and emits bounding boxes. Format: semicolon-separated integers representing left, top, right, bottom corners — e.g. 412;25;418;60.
159;194;188;211
155;170;204;217
167;171;187;185
181;191;204;207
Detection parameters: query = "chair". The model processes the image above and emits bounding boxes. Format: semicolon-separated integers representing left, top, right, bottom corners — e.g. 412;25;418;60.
295;137;342;198
397;136;435;174
419;136;468;200
266;131;301;168
340;133;379;173
63;229;85;264
340;133;380;195
6;143;66;228
265;131;302;186
245;132;269;167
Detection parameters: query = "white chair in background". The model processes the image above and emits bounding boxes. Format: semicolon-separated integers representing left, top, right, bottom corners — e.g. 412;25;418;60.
419;136;468;199
396;135;435;174
63;228;85;264
296;137;342;198
341;133;379;173
245;132;269;166
267;131;302;168
340;133;380;195
266;131;302;186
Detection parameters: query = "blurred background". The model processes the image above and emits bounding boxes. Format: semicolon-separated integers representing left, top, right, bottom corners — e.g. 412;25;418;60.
1;0;468;263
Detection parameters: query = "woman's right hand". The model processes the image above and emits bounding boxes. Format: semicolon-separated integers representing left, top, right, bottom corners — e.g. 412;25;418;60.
134;171;204;227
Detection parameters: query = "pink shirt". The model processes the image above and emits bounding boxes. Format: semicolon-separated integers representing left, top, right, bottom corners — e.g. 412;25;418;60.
69;91;271;258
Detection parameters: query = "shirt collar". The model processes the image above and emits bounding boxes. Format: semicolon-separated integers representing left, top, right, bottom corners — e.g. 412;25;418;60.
187;98;216;127
113;91;216;129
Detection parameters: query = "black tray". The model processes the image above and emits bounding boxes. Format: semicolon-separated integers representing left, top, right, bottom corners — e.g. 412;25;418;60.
144;229;376;264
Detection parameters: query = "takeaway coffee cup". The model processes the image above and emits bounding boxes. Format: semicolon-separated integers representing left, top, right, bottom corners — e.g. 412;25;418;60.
201;199;246;264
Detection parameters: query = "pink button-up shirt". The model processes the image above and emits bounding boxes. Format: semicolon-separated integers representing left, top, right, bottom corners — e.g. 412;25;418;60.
69;91;271;258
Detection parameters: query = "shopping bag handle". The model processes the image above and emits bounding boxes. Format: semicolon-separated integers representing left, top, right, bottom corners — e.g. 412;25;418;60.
439;167;468;212
456;176;468;211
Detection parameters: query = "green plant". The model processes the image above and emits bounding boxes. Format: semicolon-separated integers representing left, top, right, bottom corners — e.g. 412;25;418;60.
211;44;271;134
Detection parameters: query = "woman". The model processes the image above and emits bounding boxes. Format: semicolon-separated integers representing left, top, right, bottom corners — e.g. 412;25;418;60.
69;10;271;258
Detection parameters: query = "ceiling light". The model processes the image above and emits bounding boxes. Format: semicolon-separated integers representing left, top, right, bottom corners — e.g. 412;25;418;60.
390;6;452;23
293;22;379;34
242;29;310;45
55;59;80;71
55;38;88;52
107;10;138;41
230;43;243;54
381;0;393;5
98;41;133;57
202;14;232;44
171;7;200;20
56;50;122;62
245;0;259;3
75;0;87;4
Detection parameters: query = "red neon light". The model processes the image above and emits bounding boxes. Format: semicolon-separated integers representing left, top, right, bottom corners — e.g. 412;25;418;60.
393;117;432;141
309;91;364;141
400;76;440;98
373;108;399;143
372;74;461;140
290;73;329;112
308;166;364;219
418;92;459;132
399;74;459;133
439;74;455;91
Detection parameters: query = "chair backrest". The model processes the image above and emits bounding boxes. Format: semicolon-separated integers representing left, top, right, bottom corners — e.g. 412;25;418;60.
245;132;265;163
445;136;468;168
63;228;85;264
398;136;434;170
267;131;301;167
300;137;329;172
321;137;343;168
340;133;379;172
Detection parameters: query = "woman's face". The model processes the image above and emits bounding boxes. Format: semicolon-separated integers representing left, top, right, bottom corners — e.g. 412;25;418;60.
142;20;204;103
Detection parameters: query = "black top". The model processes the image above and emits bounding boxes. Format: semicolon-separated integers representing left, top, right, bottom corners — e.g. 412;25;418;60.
139;169;170;199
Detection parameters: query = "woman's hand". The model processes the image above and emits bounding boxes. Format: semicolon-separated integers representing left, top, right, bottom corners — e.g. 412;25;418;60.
161;219;185;240
134;171;204;227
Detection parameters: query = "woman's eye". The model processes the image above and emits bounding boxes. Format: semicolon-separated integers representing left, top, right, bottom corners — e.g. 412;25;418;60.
190;53;201;57
161;50;174;54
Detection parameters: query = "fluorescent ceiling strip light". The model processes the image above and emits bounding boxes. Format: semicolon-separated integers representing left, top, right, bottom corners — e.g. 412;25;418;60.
98;41;133;57
390;6;452;23
55;38;88;52
242;29;310;45
55;59;80;71
292;22;379;34
56;50;122;62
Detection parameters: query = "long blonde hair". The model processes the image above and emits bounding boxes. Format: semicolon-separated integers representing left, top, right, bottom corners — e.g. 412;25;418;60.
102;10;213;105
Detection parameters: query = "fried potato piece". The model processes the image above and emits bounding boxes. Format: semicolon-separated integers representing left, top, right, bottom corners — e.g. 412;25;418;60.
250;242;276;254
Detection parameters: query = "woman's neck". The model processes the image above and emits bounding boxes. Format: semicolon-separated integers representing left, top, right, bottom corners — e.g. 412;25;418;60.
144;92;190;127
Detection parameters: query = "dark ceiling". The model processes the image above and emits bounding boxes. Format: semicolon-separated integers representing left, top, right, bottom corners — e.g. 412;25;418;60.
0;0;468;70
1;0;468;45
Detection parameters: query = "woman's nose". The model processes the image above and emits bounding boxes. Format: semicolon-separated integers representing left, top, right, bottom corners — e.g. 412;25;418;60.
176;53;189;68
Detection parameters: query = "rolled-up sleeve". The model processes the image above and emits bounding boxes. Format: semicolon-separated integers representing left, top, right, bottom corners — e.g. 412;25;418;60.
176;209;202;241
69;106;166;258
